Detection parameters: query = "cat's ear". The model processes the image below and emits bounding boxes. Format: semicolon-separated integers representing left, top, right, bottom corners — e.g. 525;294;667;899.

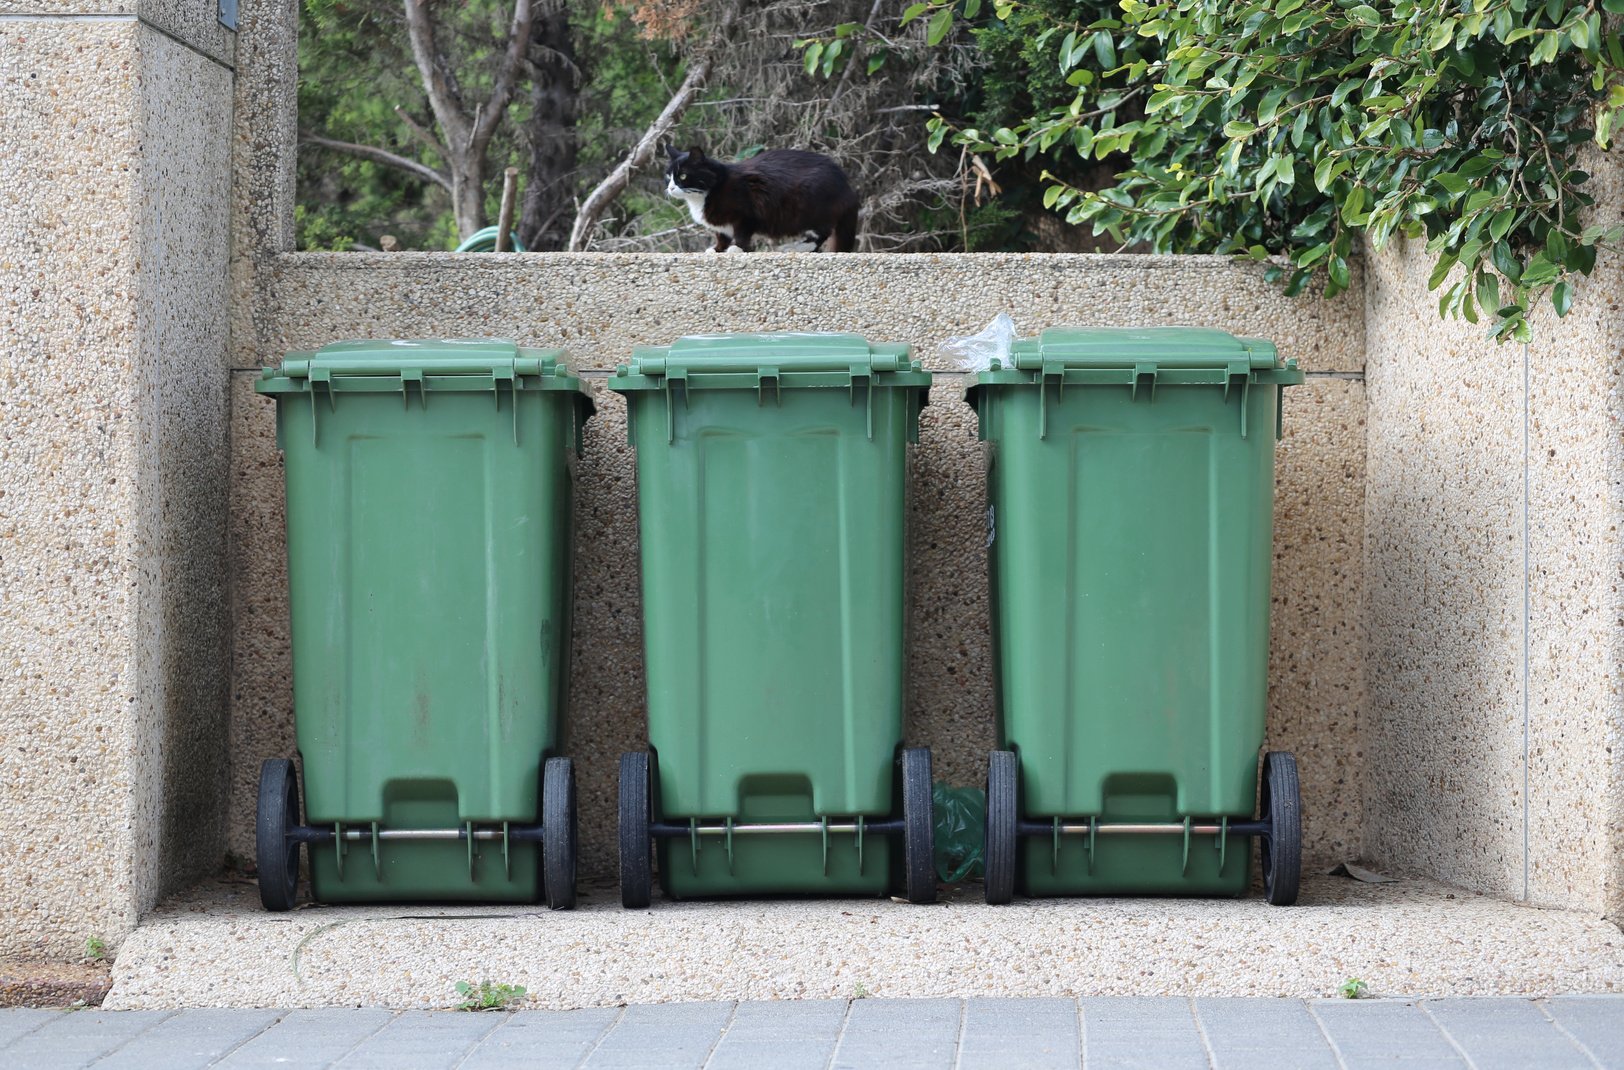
664;142;680;160
686;146;706;160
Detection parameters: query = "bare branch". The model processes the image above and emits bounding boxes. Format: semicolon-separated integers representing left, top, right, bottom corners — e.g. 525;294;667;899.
403;0;471;160
393;104;448;160
568;5;747;252
474;0;536;154
826;0;884;108
300;132;453;191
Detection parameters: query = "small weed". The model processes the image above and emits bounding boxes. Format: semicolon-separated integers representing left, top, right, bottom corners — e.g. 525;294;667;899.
852;983;870;1000
83;936;107;963
1339;977;1369;999
455;980;527;1011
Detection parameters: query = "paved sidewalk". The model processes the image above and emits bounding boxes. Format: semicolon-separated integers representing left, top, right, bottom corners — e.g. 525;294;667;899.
2;996;1621;1069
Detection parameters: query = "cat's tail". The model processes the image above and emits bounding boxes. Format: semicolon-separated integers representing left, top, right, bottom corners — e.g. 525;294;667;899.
831;205;859;252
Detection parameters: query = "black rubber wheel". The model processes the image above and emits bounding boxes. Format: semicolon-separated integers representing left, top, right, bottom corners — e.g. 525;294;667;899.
900;747;936;904
984;750;1019;905
619;751;653;909
1260;751;1302;906
542;757;577;910
256;758;300;912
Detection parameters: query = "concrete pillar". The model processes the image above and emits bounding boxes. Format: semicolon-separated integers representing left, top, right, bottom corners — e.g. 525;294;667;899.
0;0;233;957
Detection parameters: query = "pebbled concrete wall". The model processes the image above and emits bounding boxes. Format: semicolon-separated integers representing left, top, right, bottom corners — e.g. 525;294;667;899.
1363;150;1624;921
0;1;233;959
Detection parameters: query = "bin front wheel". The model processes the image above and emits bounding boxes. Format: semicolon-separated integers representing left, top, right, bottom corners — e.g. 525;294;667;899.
901;747;936;905
256;758;301;912
984;750;1018;905
542;757;577;911
1260;751;1302;906
619;752;653;909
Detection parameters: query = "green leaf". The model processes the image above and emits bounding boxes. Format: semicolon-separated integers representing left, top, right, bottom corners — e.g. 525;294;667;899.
866;53;886;75
1258;87;1288;125
1433;172;1470;196
1427;253;1458;291
900;2;929;26
963;0;981;17
1347;5;1381;27
926;6;953;46
1093;31;1118;70
1043;184;1063;209
1224;120;1257;138
1331;79;1361;108
1328;255;1351;288
1475;271;1500;314
1298;242;1332;268
1552;280;1573;316
803;42;823;76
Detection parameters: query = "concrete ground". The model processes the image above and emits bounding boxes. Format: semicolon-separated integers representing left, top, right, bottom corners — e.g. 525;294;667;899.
3;996;1622;1068
105;875;1624;1009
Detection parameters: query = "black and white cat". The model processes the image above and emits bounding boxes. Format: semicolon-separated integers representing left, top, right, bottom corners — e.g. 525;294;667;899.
665;145;860;253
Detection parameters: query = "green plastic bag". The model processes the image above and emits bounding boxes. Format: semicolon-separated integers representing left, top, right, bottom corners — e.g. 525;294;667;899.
933;782;986;883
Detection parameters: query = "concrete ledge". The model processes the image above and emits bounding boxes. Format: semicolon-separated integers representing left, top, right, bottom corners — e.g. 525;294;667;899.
105;875;1624;1009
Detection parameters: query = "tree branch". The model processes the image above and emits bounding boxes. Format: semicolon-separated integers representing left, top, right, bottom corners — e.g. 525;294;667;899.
300;132;453;191
567;4;741;251
393;104;448;160
403;0;471;161
474;0;536;155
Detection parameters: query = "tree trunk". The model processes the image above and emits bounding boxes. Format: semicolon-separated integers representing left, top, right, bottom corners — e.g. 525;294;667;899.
519;9;577;251
451;157;487;240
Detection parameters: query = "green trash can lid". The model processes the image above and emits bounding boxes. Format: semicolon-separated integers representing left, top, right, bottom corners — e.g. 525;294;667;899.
1009;327;1280;371
613;332;919;382
264;338;572;383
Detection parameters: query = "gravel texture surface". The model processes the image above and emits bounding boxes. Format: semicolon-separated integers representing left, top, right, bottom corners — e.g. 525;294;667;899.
105;875;1624;1009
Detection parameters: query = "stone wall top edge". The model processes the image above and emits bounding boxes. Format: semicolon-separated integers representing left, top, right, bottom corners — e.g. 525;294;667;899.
276;250;1291;272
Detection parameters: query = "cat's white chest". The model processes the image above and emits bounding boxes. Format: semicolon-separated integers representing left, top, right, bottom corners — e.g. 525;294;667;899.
679;190;732;237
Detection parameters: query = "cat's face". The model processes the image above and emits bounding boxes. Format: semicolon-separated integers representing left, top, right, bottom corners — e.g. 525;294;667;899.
666;146;719;196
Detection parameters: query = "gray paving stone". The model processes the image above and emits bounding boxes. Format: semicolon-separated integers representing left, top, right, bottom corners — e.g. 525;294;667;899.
830;998;961;1070
1311;1000;1466;1066
957;997;1079;1070
1195;996;1339;1070
4;1010;175;1070
704;1000;846;1070
331;1009;504;1069
214;1007;398;1069
1424;998;1594;1070
0;1008;64;1049
90;1008;283;1069
1081;997;1209;1070
1543;998;1624;1070
460;1008;621;1070
581;1001;734;1070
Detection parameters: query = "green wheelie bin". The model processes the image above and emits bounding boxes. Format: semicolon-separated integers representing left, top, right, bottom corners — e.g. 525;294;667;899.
608;333;937;906
253;339;593;911
969;327;1305;905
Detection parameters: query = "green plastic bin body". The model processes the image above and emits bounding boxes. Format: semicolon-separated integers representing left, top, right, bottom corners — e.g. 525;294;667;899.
969;327;1302;896
609;334;930;897
256;339;592;903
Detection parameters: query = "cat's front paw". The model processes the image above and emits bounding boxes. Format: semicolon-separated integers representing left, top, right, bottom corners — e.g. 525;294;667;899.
722;244;745;255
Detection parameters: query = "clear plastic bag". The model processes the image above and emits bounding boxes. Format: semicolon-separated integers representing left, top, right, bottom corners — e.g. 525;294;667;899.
939;313;1016;373
933;781;987;883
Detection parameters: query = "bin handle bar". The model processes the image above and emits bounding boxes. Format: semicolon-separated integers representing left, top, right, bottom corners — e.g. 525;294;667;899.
634;354;910;376
280;357;552;378
1014;819;1269;837
648;818;904;838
